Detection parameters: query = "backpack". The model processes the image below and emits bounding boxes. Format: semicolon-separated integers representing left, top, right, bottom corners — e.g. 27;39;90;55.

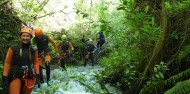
61;41;69;52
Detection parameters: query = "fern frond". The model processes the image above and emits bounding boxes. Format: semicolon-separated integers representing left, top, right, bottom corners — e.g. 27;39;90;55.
164;79;190;94
164;67;190;85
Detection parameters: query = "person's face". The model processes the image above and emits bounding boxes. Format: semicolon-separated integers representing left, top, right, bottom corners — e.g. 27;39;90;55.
21;33;31;44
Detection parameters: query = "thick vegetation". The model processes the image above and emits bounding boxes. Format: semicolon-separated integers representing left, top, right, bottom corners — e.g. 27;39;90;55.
1;0;190;94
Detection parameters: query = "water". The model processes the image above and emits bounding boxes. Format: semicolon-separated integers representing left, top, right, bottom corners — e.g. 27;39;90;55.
32;65;121;94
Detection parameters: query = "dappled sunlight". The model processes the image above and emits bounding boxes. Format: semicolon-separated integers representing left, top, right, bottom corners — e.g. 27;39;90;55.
12;0;104;32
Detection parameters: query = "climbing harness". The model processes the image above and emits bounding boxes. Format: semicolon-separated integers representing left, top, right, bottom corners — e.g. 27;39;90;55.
22;66;36;89
61;52;67;60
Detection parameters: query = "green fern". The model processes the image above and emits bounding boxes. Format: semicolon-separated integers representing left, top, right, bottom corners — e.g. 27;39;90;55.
140;65;190;94
164;79;190;94
163;68;190;94
165;68;190;85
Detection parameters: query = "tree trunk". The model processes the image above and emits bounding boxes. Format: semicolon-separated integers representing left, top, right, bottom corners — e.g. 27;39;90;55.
137;0;167;93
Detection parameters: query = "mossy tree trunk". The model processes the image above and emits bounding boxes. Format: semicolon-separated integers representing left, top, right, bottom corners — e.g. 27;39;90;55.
133;0;167;93
146;0;167;76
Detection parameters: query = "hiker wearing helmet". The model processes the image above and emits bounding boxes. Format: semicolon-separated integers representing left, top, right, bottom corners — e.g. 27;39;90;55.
57;35;74;70
2;27;40;94
32;27;59;86
84;38;96;66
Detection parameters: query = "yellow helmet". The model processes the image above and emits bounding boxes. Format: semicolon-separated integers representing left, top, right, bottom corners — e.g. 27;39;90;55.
88;38;93;42
88;38;93;44
61;35;67;40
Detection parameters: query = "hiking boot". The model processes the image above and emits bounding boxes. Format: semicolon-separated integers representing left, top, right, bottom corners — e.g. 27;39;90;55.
47;81;51;86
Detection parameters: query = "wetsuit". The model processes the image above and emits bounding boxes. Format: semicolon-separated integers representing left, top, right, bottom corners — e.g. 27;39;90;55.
3;42;39;94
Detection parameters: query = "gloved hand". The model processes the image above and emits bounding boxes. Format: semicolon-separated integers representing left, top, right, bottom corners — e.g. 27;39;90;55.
2;76;8;90
36;74;41;88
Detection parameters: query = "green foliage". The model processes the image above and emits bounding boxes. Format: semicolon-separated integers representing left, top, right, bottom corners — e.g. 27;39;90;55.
140;62;168;94
154;62;168;79
177;44;190;60
0;1;21;62
15;0;42;23
99;31;141;89
164;79;190;94
165;68;190;87
165;0;190;16
0;61;3;76
118;0;134;12
0;62;3;92
76;9;89;18
0;1;21;93
128;12;161;42
97;0;162;93
1;0;190;93
140;80;164;94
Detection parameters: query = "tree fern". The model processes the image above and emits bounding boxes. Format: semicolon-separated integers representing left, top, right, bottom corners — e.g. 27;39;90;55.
165;67;190;86
163;68;190;94
164;79;190;94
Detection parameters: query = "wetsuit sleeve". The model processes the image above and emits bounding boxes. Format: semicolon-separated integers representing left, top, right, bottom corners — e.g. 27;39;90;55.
3;48;14;76
69;42;74;51
48;37;58;53
57;42;61;48
33;51;39;74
